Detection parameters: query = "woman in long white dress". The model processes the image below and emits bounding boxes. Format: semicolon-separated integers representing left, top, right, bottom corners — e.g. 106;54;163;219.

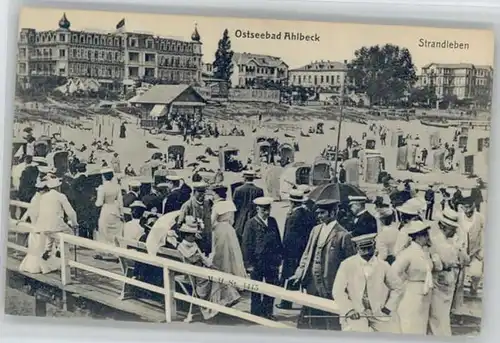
94;168;124;260
210;185;247;278
19;180;58;274
391;220;438;335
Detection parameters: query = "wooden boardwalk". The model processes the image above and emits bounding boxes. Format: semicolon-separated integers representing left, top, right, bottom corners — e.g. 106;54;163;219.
5;240;482;334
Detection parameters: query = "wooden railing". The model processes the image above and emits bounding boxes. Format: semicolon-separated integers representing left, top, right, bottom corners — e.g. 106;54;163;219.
8;200;339;328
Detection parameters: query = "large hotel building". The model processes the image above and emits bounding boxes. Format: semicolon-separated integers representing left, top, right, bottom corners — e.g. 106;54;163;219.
17;13;203;87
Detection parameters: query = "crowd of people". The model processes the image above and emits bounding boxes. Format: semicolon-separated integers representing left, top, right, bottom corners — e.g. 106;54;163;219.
8;120;485;336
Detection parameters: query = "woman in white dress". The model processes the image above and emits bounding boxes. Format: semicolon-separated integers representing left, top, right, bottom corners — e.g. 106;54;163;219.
94;168;124;260
19;180;55;274
391;220;438;335
210;185;247;278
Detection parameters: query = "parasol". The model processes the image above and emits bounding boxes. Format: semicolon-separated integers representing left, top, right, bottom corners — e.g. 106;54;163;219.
308;182;366;203
145;210;181;256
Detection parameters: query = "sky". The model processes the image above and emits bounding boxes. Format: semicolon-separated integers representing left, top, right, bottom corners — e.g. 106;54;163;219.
19;7;494;71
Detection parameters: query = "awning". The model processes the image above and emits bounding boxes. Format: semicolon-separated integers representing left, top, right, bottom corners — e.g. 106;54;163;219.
150;104;166;118
171;102;206;107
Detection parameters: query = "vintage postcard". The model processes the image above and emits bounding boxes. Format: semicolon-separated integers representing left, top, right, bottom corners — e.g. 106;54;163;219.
5;6;492;337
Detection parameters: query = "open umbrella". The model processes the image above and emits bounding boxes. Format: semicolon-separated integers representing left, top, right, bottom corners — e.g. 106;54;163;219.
308;182;366;203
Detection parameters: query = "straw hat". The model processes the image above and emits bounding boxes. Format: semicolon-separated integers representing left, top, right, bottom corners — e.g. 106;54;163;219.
376;207;394;218
253;197;274;207
179;216;201;234
129;180;141;188
213;200;237;216
396;197;425;215
438;208;459;228
289;189;305;203
405;220;431;236
45;178;62;189
130;201;146;209
352;233;377;248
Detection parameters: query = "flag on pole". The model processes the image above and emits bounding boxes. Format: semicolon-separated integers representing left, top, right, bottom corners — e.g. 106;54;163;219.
116;18;125;30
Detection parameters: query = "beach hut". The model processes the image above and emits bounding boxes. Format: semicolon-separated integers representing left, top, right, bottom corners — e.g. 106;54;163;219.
391;129;404;147
310;157;332;186
460;153;475;175
408;145;418;167
396;145;408;170
432;148;446;171
277;163;311;200
460;126;470;135
343;158;359;186
429;131;440;149
363;150;384;184
458;135;468;149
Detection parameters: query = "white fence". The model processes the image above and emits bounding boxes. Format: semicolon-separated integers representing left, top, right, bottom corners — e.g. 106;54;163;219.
8;200;339;328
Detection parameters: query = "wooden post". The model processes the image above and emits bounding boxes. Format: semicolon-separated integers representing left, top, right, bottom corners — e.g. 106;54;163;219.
163;266;177;322
111;123;115;138
98;124;102;138
35;296;47;317
60;235;71;286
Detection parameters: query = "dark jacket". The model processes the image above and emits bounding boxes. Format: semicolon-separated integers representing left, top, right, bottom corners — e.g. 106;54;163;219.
18;165;39;202
70;174;98;229
283;206;316;260
233;182;264;239
163;188;184;213
142;191;162;212
424;189;435;204
242;216;283;268
350;210;378;237
179;183;192;205
123;191;139;208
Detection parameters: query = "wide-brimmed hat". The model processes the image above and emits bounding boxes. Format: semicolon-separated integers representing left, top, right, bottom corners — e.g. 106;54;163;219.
192;181;208;191
352;233;377;248
296;185;311;196
128;180;141;188
100;167;113;174
289;189;305;203
213;200;237;216
396;198;425;215
376;207;394;219
45;178;62;189
179;216;202;234
165;175;182;182
242;170;257;178
253;197;274;207
156;183;169;189
348;195;368;204
438;208;459;228
405;220;431;236
130;201;146;209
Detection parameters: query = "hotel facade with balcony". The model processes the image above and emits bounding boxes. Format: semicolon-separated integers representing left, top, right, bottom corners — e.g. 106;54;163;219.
17;13;203;88
230;52;288;87
417;63;493;100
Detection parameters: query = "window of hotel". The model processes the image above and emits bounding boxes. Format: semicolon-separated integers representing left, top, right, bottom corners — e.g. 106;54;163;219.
72;49;76;57
94;37;99;45
336;75;340;83
101;37;106;45
94;51;99;60
36;36;40;42
59;49;65;58
320;76;324;83
80;36;85;43
130;38;137;47
87;36;92;44
146;40;153;49
115;38;120;46
59;34;65;42
160;42;165;50
115;52;119;61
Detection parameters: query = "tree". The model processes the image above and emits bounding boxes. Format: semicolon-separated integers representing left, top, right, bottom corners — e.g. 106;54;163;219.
347;44;417;106
213;29;234;85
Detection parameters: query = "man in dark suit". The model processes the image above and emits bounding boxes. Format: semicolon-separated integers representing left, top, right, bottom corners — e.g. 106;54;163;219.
162;175;186;213
178;178;192;205
338;164;346;184
242;197;283;320
348;195;378;237
123;180;141;207
70;162;96;239
276;189;316;310
18;155;39;204
234;170;264;244
123;180;141;222
141;183;162;213
156;183;170;214
424;184;435;220
289;199;356;330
